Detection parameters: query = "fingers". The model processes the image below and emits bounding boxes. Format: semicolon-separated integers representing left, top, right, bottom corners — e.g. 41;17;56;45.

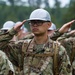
66;20;75;25
22;20;26;25
69;20;75;24
14;20;27;32
19;20;26;27
59;20;75;33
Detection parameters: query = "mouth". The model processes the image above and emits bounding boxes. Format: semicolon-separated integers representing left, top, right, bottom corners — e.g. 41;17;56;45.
32;28;39;31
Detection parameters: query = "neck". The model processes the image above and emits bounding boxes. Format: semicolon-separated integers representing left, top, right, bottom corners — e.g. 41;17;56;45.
34;34;48;44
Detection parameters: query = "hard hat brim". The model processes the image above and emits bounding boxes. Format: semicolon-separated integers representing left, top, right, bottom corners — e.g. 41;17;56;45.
27;18;50;22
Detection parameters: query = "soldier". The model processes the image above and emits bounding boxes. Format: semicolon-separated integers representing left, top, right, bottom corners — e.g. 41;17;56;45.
0;9;72;75
0;50;15;75
57;29;75;75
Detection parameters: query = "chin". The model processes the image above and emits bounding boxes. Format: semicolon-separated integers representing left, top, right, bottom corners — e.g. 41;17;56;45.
33;33;39;35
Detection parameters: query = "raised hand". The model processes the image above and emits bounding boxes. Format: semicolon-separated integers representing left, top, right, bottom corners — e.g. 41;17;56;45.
59;20;75;33
14;20;26;32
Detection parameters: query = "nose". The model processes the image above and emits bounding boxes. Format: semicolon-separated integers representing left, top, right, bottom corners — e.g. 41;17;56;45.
32;23;38;26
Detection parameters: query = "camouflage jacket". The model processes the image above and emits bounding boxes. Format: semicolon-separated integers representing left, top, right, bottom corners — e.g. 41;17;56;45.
57;33;75;74
0;28;72;75
0;50;15;75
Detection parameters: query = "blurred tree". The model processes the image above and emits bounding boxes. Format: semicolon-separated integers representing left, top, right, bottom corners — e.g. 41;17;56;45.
8;0;14;6
43;0;50;8
36;0;42;8
8;0;23;6
63;0;75;29
69;0;75;6
52;0;61;26
28;0;36;7
27;0;42;8
0;0;6;5
14;0;23;6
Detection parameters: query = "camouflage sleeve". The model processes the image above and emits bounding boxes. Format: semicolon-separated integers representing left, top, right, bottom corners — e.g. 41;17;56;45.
0;40;24;70
0;28;24;69
0;51;15;75
50;29;63;41
0;28;17;42
59;45;72;75
72;60;75;74
7;40;25;69
0;28;17;49
57;33;72;41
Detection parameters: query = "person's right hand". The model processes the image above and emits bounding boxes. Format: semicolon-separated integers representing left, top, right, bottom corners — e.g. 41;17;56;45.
14;20;26;32
59;20;75;33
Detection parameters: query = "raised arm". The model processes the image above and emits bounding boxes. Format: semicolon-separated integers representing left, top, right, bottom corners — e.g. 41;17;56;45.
51;20;75;41
0;20;26;69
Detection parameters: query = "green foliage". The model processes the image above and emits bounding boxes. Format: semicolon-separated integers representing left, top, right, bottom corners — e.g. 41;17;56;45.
62;1;75;29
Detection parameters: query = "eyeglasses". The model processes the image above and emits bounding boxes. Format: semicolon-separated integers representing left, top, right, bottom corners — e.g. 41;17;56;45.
29;20;47;26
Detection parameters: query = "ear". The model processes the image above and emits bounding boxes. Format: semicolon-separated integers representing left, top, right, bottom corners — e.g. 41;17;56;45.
48;22;52;29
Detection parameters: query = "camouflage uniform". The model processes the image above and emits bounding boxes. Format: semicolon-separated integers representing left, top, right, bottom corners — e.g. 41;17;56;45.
57;33;75;75
0;28;72;75
0;50;15;75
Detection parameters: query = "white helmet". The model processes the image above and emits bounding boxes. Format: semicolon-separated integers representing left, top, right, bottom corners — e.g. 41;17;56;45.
28;9;51;21
1;21;15;30
48;23;56;30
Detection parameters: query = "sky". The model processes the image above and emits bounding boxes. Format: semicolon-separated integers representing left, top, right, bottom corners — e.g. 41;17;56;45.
3;0;70;7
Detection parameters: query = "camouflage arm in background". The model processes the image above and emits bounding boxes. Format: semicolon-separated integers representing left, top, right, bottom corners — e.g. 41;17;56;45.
57;36;75;74
0;28;17;42
0;51;15;75
57;33;75;57
58;45;72;75
57;32;73;41
50;29;63;41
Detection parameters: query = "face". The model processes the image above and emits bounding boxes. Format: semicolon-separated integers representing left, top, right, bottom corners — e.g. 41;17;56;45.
29;20;51;36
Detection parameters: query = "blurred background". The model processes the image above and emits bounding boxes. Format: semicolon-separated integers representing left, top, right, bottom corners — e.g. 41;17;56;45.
0;0;75;31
